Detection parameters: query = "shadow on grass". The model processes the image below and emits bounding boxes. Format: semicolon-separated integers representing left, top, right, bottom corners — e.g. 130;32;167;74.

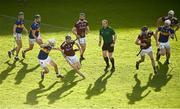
147;61;173;92
14;59;40;85
127;61;173;104
126;74;151;104
0;60;17;84
24;80;59;105
47;69;83;104
85;71;114;99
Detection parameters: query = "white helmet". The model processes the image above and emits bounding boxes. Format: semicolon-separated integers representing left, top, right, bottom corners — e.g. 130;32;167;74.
168;10;175;16
165;20;171;26
48;38;56;45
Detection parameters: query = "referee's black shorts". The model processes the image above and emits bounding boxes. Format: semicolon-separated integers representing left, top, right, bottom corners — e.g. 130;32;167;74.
102;43;114;53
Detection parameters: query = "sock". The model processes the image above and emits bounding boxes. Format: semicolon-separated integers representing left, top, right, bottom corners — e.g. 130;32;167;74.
104;57;109;66
110;58;115;68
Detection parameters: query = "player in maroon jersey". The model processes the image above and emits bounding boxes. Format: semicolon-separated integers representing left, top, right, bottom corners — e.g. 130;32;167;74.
135;26;157;73
60;35;85;79
72;13;90;63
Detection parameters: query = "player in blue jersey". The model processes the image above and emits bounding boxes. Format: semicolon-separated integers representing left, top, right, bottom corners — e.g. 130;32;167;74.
157;10;179;32
38;38;64;80
8;12;28;61
22;14;43;58
155;20;175;64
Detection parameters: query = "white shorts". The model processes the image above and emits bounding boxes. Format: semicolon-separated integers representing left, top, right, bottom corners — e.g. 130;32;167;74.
14;33;22;40
39;56;51;68
159;42;170;49
78;37;86;44
29;35;42;44
66;55;79;65
140;46;153;56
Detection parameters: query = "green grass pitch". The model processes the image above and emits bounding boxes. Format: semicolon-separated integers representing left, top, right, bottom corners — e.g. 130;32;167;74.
0;0;180;108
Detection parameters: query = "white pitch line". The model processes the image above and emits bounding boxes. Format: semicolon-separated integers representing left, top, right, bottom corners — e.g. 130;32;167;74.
0;14;71;31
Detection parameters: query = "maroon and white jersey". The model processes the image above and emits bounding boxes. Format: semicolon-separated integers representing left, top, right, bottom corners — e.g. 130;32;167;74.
74;20;88;38
60;41;75;56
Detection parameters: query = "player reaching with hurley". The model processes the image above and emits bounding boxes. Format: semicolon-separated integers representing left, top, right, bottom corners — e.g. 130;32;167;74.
99;19;116;72
8;12;28;61
22;14;43;58
38;39;64;80
72;13;90;63
60;35;85;79
135;26;157;73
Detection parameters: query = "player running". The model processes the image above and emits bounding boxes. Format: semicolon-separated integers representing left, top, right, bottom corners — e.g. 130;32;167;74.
72;13;90;63
157;10;179;41
38;39;64;80
8;12;28;61
60;35;85;79
135;26;157;73
157;10;179;32
22;14;43;58
98;19;117;72
156;20;175;64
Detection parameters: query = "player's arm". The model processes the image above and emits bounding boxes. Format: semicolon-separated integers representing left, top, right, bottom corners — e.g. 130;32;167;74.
13;24;17;35
40;43;49;48
72;27;80;38
113;34;117;44
156;17;163;27
99;35;102;47
75;42;82;55
135;36;146;47
155;29;160;46
31;29;37;39
175;23;179;32
23;25;28;33
86;26;90;35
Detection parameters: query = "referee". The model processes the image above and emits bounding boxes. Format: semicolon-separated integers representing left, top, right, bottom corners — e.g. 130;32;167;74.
99;19;117;72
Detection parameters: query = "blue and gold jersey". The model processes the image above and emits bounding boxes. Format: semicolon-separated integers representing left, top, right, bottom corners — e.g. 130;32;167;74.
38;45;52;60
158;26;175;43
15;19;24;33
29;22;40;39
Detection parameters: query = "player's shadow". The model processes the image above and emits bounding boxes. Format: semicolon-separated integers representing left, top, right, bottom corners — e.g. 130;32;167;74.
147;61;173;92
0;60;17;84
24;80;59;105
47;69;83;104
14;59;40;85
126;74;151;104
85;71;114;99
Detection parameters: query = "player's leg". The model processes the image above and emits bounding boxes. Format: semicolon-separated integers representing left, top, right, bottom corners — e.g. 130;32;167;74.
108;52;115;72
79;38;86;62
136;50;145;70
39;59;49;79
103;50;110;71
156;43;166;61
14;38;22;60
108;45;115;72
49;59;64;79
72;62;85;79
22;39;35;58
36;36;43;45
165;47;170;64
148;51;157;73
8;37;17;58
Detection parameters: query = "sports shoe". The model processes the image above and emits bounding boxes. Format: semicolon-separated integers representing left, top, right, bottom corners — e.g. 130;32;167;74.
8;51;12;58
14;56;19;61
22;51;26;58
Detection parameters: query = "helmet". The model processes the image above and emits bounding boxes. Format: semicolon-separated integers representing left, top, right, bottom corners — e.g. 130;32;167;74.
141;26;148;32
165;20;171;26
48;38;56;45
79;13;86;17
65;35;72;40
18;12;24;16
168;10;175;16
34;14;41;19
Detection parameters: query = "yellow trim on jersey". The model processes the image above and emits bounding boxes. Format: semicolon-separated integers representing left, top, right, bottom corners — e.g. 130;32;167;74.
160;32;169;36
41;48;50;54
